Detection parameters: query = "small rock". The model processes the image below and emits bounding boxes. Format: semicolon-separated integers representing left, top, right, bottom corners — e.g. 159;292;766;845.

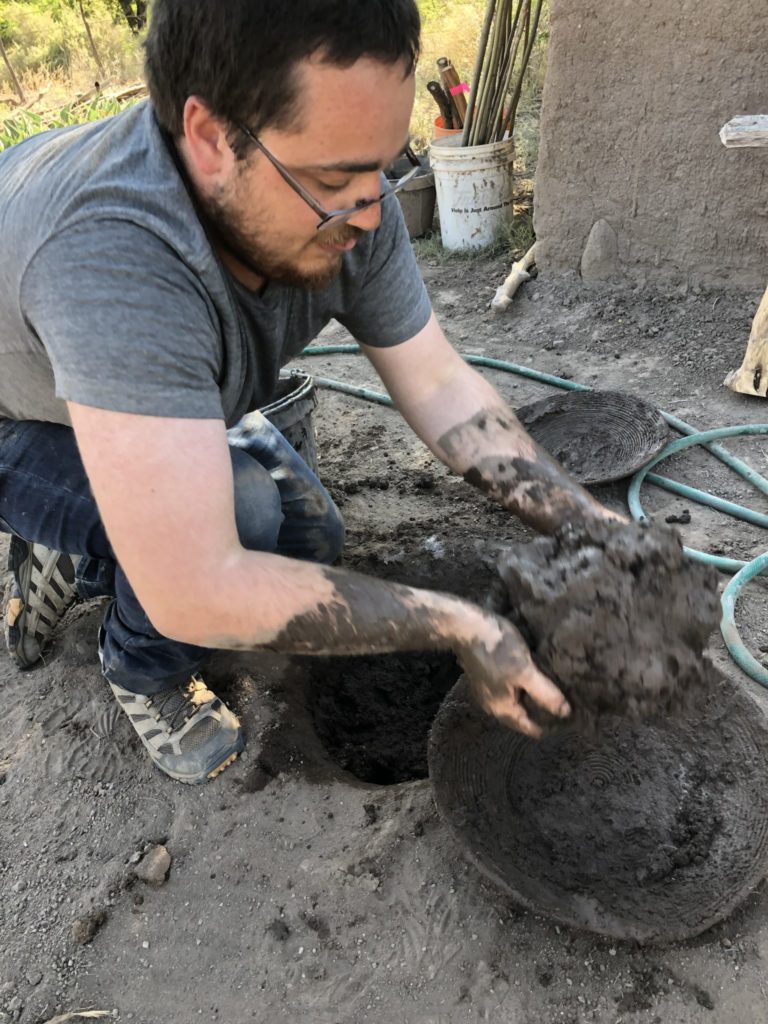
26;972;42;987
721;937;732;949
134;845;171;886
128;851;142;865
72;910;106;945
581;219;619;282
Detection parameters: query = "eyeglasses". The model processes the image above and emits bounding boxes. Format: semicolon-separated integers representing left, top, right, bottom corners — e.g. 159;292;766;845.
234;122;421;232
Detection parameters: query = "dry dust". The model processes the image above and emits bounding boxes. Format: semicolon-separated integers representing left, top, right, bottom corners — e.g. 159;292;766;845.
1;259;768;1023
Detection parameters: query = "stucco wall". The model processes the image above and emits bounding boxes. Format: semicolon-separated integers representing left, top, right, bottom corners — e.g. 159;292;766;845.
533;0;768;291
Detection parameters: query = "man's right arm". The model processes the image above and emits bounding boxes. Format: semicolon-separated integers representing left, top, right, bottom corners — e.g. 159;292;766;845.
68;403;570;737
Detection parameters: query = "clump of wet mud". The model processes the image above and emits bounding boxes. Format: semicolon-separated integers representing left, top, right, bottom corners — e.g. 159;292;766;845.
497;521;721;731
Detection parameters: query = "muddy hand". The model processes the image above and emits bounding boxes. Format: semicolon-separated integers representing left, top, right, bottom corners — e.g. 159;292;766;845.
456;615;570;739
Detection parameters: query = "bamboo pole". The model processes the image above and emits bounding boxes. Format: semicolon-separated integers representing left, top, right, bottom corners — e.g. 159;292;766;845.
471;0;510;145
463;0;545;147
461;0;497;147
491;0;530;140
500;0;545;139
488;0;528;142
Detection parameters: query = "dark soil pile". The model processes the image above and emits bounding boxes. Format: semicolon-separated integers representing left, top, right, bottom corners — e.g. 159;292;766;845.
497;521;721;731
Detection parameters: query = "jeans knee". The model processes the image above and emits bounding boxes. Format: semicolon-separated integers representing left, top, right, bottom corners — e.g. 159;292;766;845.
231;448;283;552
325;501;346;563
311;496;346;565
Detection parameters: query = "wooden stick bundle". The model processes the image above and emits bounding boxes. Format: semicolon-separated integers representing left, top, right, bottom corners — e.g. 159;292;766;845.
462;0;545;147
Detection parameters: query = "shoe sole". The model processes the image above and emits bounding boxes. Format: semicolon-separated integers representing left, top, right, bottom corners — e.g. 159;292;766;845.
208;751;241;780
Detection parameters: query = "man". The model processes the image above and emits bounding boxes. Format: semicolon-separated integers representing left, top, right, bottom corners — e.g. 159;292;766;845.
0;0;614;786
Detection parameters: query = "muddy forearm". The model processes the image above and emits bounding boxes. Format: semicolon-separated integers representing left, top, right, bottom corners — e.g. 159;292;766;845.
203;558;481;659
201;554;570;735
437;407;609;535
269;567;466;656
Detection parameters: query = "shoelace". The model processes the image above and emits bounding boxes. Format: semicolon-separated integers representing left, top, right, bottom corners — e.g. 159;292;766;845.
149;683;201;732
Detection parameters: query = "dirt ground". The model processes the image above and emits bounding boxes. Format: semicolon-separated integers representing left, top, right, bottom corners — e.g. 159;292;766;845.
2;254;768;1024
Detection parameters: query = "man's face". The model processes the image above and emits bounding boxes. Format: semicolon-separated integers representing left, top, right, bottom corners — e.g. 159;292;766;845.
200;56;416;289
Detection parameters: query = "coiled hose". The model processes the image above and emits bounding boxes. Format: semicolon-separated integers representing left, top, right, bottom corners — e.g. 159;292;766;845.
301;344;768;687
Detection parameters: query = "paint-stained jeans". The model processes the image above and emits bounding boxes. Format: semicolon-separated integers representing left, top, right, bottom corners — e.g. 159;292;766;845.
0;412;344;694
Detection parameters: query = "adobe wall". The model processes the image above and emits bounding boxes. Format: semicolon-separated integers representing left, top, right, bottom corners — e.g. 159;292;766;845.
533;0;768;291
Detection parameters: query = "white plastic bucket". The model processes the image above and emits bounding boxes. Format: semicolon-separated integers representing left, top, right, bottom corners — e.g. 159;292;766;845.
429;135;515;250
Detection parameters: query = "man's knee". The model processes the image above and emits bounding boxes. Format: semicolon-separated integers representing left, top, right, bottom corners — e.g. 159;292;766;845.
230;448;283;552
318;497;345;564
303;490;345;565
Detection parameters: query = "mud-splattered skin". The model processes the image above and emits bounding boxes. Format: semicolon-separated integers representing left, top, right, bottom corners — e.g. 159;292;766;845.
437;408;617;534
268;567;570;737
213;403;595;736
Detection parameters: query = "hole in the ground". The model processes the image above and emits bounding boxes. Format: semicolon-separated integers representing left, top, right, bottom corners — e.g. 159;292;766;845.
308;651;461;785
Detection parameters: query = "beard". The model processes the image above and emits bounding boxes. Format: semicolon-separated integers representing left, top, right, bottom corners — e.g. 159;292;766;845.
197;181;364;291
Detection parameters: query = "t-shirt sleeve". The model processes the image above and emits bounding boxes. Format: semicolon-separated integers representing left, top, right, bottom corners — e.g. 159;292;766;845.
21;220;226;420
336;190;433;347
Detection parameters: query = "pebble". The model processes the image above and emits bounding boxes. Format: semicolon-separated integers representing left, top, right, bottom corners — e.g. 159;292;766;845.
134;845;172;886
71;910;106;946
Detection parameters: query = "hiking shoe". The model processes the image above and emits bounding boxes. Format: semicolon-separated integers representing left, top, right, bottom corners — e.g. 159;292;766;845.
4;536;79;669
106;667;244;785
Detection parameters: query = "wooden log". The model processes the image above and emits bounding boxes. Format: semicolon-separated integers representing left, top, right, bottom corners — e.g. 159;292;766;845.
437;58;467;129
723;283;768;398
719;115;768;149
491;242;537;313
110;82;148;102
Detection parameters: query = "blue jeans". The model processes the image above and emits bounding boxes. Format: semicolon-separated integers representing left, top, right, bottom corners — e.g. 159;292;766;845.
0;412;344;694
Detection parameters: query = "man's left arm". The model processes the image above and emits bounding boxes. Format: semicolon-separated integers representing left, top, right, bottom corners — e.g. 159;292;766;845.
363;313;621;535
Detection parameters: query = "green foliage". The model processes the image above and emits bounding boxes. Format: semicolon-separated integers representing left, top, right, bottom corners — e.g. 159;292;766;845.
0;0;141;81
0;92;136;150
417;0;450;21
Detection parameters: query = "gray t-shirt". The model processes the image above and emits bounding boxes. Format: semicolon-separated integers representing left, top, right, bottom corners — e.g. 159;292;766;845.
0;101;432;426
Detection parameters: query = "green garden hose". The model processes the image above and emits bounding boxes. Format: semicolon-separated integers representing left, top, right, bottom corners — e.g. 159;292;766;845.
721;554;768;688
301;344;768;687
627;425;768;574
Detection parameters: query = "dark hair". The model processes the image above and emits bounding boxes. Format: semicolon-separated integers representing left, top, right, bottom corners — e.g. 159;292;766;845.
145;0;421;143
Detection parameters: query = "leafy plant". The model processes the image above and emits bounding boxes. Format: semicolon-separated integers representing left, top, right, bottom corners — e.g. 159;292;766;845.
0;91;137;149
